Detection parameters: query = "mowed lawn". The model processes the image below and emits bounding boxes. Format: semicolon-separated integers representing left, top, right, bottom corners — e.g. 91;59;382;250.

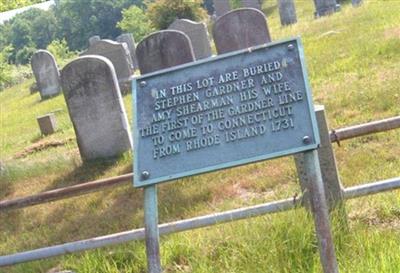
0;0;399;272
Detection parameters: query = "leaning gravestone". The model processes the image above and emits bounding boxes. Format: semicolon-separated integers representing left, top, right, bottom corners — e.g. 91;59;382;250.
213;8;271;54
136;30;195;74
116;33;138;70
278;0;297;26
168;19;212;60
214;0;231;17
31;50;61;99
88;35;101;46
80;39;134;83
313;0;340;17
241;0;262;10
61;56;132;161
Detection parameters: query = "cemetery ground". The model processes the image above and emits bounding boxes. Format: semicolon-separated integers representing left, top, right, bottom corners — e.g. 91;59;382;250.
0;1;399;272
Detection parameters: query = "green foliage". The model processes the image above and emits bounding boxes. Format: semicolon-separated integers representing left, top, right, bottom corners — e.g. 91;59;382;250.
15;45;35;65
147;0;207;30
53;0;143;51
118;6;155;42
0;0;46;12
0;46;12;89
46;39;76;66
229;0;241;9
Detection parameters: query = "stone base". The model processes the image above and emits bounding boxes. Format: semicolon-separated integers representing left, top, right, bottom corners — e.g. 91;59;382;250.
37;113;57;135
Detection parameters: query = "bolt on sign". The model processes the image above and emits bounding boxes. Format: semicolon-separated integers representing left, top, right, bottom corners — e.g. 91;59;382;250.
133;38;320;187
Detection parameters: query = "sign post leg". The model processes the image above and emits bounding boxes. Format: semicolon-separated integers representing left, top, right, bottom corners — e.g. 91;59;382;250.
144;185;162;273
303;150;339;273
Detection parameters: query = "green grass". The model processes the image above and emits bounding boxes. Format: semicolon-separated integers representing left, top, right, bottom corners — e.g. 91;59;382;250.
1;0;400;272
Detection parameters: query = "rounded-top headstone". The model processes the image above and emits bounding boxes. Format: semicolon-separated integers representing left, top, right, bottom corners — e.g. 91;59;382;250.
89;35;101;46
61;55;132;161
116;33;138;70
168;19;212;60
80;39;134;83
136;30;195;74
30;50;61;99
212;8;271;54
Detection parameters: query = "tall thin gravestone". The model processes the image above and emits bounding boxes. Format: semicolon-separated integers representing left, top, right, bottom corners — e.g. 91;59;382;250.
61;56;132;161
116;33;138;70
278;0;297;26
212;12;339;273
241;0;262;10
168;19;212;60
88;35;100;46
214;0;231;17
31;50;61;100
313;0;340;17
80;39;134;84
213;8;271;54
136;30;195;74
135;29;195;273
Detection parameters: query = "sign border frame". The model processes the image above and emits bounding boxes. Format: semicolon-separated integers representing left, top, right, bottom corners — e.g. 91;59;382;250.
133;37;320;187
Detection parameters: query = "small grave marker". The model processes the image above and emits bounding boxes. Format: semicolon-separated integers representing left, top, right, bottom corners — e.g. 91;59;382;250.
37;113;57;135
313;0;340;17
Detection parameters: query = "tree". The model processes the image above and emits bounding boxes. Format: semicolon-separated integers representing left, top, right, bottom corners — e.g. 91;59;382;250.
53;0;143;50
147;0;207;30
117;6;155;42
0;0;46;13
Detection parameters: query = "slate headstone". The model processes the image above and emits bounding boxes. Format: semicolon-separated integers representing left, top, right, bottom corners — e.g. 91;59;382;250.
61;56;132;161
213;8;271;54
31;50;61;99
116;33;138;70
80;39;134;83
136;30;195;74
241;0;262;10
214;0;231;17
278;0;297;26
313;0;340;17
168;19;212;60
88;36;100;46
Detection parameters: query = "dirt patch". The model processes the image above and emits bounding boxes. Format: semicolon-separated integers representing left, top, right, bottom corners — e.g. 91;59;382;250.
14;138;74;159
384;27;400;39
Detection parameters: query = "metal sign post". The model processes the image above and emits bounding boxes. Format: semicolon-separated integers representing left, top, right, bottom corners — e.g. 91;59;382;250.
144;185;162;273
304;150;339;273
133;37;339;273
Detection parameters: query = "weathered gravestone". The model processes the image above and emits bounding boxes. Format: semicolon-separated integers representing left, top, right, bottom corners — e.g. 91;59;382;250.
61;56;132;161
136;30;195;74
116;33;138;70
214;0;231;17
313;0;340;17
241;0;262;10
31;50;61;99
352;0;362;6
168;19;212;60
37;113;57;135
88;35;101;46
278;0;297;26
80;39;134;83
213;8;271;54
